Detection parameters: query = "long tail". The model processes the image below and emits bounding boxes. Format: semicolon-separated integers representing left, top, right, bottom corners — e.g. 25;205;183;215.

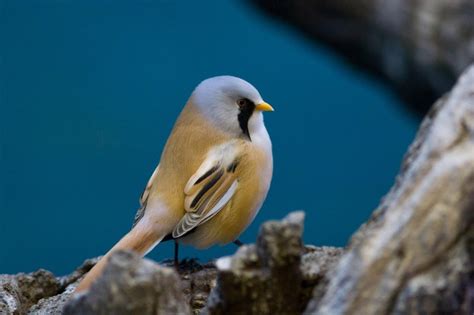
74;219;165;293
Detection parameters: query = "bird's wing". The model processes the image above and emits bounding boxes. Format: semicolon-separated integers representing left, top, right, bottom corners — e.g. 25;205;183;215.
172;145;240;238
132;164;160;227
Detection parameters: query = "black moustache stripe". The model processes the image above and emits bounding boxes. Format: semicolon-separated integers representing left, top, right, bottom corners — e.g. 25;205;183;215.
238;101;255;141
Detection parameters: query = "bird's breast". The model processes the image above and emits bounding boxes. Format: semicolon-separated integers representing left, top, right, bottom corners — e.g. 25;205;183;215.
180;138;273;248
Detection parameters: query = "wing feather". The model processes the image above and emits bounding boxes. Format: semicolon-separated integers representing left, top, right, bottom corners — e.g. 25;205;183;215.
172;146;240;239
132;164;159;227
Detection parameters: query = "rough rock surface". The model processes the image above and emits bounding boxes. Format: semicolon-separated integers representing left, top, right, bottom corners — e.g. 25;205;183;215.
0;214;343;315
306;65;474;314
169;259;218;313
204;212;343;315
27;287;74;315
0;270;61;314
250;0;474;113
63;251;190;315
301;246;346;303
22;257;218;315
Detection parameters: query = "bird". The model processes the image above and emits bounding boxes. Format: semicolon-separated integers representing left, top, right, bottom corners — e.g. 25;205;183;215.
74;75;274;293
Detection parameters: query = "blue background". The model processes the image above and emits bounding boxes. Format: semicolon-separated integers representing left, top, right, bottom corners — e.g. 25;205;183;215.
1;0;418;275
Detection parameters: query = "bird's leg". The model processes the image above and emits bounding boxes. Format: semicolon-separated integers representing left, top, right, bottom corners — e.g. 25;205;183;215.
233;239;244;247
174;240;179;270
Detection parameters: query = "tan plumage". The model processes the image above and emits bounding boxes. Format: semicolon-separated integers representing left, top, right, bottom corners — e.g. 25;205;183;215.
75;76;273;293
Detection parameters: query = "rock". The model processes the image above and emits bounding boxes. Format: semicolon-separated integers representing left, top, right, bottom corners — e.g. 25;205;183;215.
63;251;190;315
21;257;216;315
57;257;100;290
0;216;345;315
0;269;61;315
18;257;99;315
163;259;218;315
203;212;344;315
306;65;474;314
392;229;473;314
301;246;345;303
250;0;474;113
30;214;341;315
28;287;75;315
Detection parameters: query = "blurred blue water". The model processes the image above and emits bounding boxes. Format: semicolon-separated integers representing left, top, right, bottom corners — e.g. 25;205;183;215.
0;0;418;275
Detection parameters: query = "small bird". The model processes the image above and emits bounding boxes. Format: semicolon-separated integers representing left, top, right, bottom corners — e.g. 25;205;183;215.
75;76;274;293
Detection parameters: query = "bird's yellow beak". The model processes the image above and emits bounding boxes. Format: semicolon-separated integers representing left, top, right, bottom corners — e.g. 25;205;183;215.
255;102;274;112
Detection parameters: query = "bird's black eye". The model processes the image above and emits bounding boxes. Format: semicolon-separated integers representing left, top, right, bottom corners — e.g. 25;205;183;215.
237;98;249;108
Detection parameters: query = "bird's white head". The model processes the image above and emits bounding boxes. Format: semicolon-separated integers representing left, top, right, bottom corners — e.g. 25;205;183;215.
191;76;274;141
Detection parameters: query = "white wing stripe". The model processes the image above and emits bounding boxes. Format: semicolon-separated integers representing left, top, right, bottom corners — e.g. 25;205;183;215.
172;179;238;238
199;180;238;225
